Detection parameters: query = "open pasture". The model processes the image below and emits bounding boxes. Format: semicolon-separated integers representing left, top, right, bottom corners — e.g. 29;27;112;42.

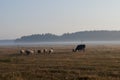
0;45;120;80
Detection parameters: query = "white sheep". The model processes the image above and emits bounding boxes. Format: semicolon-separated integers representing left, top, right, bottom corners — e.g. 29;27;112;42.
20;49;25;55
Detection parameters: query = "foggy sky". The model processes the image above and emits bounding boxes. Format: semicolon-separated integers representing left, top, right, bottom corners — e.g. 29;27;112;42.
0;0;120;39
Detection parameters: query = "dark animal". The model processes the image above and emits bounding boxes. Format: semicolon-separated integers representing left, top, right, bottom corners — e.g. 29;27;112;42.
25;49;34;55
73;44;86;52
37;49;43;54
43;49;48;53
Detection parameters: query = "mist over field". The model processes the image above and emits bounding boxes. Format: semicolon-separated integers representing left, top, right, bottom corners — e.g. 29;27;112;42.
1;30;120;46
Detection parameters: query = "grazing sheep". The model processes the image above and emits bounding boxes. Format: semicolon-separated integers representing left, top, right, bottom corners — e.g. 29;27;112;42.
25;49;34;55
49;48;54;54
37;50;41;53
20;49;25;55
33;49;38;55
43;49;48;53
37;49;43;54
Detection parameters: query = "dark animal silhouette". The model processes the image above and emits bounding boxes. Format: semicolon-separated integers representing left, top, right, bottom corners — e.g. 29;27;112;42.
25;49;34;55
73;44;86;52
37;50;41;53
43;49;48;53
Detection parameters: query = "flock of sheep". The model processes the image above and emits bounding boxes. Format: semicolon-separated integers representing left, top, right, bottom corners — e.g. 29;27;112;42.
20;48;54;55
19;44;86;55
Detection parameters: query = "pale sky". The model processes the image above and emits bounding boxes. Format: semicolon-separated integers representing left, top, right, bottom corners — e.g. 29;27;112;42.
0;0;120;39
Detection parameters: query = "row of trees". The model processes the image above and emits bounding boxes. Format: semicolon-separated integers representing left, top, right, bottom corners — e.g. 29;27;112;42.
15;31;120;42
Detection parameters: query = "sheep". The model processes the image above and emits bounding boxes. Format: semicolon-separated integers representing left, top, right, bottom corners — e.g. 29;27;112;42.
43;49;48;53
49;48;54;54
20;49;25;55
37;49;43;54
25;49;34;55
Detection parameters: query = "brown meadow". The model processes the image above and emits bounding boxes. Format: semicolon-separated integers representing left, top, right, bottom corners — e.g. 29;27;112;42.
0;45;120;80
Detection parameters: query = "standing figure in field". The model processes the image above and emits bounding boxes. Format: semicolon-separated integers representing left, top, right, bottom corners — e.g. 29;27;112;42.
49;48;54;54
73;44;86;52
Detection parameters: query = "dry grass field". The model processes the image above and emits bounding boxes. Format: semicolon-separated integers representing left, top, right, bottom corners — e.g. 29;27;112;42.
0;45;120;80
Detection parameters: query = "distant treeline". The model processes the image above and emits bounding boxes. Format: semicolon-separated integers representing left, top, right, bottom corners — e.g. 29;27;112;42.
15;30;120;42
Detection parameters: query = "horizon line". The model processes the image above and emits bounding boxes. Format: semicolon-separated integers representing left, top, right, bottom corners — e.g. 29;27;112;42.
0;30;120;40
